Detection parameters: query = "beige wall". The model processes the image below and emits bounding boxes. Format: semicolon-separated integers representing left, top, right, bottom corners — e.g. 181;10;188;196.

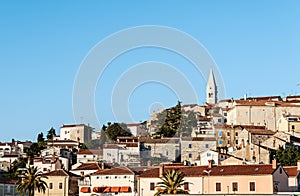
181;140;216;163
60;125;92;143
203;175;273;194
139;176;202;195
35;176;69;196
227;105;300;131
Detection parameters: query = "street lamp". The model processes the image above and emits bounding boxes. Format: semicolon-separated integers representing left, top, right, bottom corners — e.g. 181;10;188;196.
203;170;211;194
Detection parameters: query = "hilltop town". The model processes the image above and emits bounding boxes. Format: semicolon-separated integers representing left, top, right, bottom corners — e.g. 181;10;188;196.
2;70;300;196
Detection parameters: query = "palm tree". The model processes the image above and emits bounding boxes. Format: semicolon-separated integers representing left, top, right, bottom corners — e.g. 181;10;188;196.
154;169;189;195
16;165;48;196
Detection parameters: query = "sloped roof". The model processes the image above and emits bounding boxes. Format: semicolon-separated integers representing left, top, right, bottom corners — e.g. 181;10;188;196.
93;166;134;175
283;166;299;177
139;164;276;178
77;149;93;155
72;163;101;171
43;169;69;176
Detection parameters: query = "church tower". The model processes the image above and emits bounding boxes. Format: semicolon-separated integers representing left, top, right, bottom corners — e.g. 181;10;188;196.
206;69;217;104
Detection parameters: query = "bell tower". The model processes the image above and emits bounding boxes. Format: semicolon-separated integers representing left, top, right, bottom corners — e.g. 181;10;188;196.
206;69;217;104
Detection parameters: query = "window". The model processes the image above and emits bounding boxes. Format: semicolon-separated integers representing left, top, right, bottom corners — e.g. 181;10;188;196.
218;132;222;137
166;151;168;156
235;132;238;136
49;183;53;189
280;168;282;174
216;182;221;191
224;112;227;116
184;182;189;190
235;140;238;144
232;182;238;192
150;182;155;190
205;144;209;148
59;182;63;189
218;119;221;123
188;153;192;158
292;125;295;130
227;132;230;136
218;140;223;145
83;155;86;158
227;140;230;144
249;182;255;191
188;144;192;148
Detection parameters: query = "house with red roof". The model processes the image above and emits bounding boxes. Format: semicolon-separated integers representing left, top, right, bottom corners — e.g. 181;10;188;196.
35;169;81;196
79;166;135;196
284;162;300;192
138;160;288;195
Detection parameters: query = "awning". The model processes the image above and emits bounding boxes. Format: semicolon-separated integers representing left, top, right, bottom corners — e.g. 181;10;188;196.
120;186;131;192
93;187;108;193
80;187;91;193
111;186;120;192
103;187;111;193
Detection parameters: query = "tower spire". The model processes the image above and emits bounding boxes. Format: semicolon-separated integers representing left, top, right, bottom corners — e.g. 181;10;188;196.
206;69;217;104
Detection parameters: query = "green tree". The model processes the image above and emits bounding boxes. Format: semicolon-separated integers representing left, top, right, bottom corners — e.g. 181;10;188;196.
99;125;108;148
79;143;88;150
4;157;27;178
156;101;182;138
105;123;132;141
86;139;101;149
276;146;300;166
155;169;189;195
178;111;197;137
46;127;56;140
37;132;44;143
24;143;43;163
16;165;48;196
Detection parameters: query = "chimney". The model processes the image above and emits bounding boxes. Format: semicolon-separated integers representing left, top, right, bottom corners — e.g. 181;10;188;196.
272;159;277;169
208;160;213;169
297;160;300;171
244;93;247;100
159;165;164;177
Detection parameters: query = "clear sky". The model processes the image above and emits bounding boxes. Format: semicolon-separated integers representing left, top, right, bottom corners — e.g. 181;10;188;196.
0;1;299;142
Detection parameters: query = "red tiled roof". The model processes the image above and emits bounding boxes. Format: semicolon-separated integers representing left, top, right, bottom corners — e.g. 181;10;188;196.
72;163;101;171
245;129;275;135
235;99;299;107
93;166;134;175
77;150;93;155
240;96;281;101
139;164;276;178
284;166;299;177
117;143;139;147
181;137;216;141
42;169;68;176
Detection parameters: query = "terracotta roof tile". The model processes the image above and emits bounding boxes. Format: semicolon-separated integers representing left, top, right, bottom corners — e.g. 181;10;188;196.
93;166;134;175
42;169;68;176
284;166;299;177
73;163;101;171
77;150;93;155
139;164;276;178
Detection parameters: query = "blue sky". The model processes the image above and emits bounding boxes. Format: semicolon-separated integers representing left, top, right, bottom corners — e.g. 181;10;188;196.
0;1;299;141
